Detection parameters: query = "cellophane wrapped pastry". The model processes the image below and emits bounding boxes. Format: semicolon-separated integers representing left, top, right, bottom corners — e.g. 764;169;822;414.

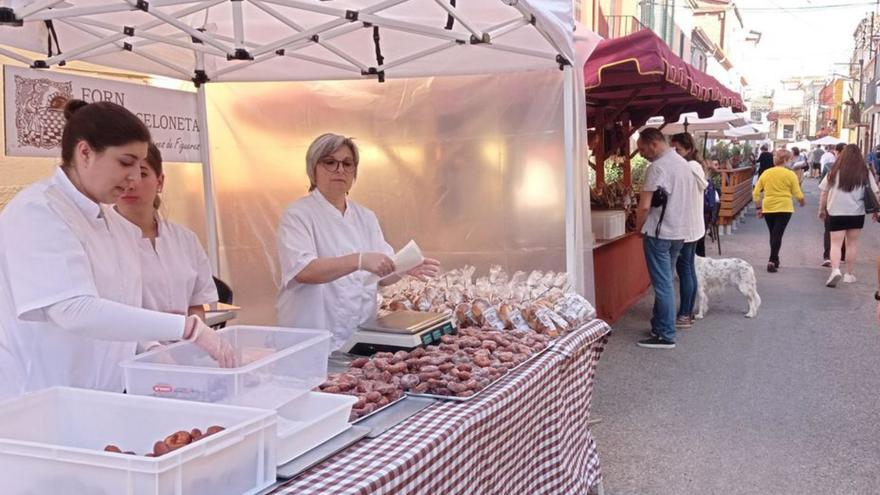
379;265;596;336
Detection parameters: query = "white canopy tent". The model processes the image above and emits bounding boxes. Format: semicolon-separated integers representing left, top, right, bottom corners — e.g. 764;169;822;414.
811;135;845;146
0;0;597;296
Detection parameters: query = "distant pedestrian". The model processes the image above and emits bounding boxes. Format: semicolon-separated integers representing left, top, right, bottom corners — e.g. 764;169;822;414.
756;144;774;177
869;145;880;176
753;149;806;273
669;132;708;329
818;144;880;287
790;147;809;184
809;145;824;178
635;128;702;349
820;145;837;180
866;145;877;170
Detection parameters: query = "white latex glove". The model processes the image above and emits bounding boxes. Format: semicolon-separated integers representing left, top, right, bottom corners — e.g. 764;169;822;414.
187;316;235;368
361;252;396;278
407;258;441;281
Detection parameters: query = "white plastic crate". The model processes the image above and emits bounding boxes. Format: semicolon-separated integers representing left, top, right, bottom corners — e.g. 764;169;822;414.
0;387;276;495
591;209;626;240
122;326;331;410
275;391;357;465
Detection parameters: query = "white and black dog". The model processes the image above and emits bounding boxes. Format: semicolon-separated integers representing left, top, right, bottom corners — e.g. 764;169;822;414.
694;256;761;319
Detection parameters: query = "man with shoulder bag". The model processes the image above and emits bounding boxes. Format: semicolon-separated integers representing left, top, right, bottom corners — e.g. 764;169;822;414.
635;128;702;349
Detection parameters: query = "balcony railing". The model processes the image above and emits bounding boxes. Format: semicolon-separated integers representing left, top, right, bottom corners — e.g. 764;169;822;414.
604;15;648;39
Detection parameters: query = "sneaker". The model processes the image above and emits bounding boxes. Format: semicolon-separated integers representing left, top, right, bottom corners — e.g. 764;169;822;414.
843;273;857;283
821;259;832;267
826;269;843;287
767;262;778;273
637;336;675;349
675;316;693;328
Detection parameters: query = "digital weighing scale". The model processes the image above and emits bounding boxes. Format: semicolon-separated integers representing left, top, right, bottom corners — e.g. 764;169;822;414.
342;310;456;356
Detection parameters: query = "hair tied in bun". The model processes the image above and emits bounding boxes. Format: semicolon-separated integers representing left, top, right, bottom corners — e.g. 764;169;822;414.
63;99;89;121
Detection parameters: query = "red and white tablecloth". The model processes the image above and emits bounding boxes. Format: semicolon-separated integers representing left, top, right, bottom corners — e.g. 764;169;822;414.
269;319;611;495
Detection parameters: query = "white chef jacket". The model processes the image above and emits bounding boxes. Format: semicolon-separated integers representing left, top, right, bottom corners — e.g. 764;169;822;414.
128;214;218;315
277;190;393;350
0;168;144;399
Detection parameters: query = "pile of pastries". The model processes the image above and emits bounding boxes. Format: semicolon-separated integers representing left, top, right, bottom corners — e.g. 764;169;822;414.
103;425;226;457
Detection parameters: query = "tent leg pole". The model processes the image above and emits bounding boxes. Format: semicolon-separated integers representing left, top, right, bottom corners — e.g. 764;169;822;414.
563;65;578;292
197;86;221;277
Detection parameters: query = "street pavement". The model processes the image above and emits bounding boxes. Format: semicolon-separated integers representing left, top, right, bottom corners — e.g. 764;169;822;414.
592;177;880;494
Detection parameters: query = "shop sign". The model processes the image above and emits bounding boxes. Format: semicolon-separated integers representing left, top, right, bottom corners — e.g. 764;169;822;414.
4;66;200;162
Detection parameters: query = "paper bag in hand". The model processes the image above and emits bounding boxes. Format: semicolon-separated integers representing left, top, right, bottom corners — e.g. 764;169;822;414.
365;240;425;284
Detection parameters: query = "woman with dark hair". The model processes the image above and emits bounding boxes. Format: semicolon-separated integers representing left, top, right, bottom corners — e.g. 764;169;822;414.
0;100;233;400
114;144;218;326
669;132;708;328
819;143;880;287
753;149;805;272
756;144;774;177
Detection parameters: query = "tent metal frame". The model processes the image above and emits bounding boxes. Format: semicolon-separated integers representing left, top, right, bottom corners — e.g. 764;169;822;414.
1;0;588;295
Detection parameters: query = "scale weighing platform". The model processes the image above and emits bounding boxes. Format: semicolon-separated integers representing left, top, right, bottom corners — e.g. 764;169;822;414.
342;311;456;356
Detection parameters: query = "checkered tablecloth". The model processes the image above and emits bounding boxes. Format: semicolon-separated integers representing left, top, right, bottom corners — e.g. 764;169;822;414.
269;319;611;495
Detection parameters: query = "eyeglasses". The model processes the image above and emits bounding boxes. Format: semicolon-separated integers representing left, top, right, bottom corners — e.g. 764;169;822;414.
319;157;357;174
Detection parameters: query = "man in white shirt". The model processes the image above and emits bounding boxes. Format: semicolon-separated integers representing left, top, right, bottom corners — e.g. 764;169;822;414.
820;145;838;179
635;128;702;349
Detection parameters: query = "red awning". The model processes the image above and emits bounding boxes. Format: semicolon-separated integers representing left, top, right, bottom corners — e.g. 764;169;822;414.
584;29;745;128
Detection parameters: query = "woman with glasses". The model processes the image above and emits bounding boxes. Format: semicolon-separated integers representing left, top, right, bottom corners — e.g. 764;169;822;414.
277;133;440;349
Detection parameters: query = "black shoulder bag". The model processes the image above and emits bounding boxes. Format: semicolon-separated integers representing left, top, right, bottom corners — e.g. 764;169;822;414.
651;187;669;237
865;181;879;214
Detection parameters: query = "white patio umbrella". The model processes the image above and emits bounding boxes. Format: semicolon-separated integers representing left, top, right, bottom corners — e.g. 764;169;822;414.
645;107;748;135
811;135;845;146
724;125;766;140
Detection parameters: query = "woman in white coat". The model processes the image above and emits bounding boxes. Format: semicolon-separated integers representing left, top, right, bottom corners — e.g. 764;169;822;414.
277;133;440;350
0;100;233;400
114;143;218;321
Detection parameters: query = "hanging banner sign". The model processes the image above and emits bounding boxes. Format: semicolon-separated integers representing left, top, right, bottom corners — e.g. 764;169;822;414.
3;66;201;163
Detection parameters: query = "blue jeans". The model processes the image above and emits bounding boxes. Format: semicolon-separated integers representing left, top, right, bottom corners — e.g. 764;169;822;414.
676;242;698;318
644;236;685;342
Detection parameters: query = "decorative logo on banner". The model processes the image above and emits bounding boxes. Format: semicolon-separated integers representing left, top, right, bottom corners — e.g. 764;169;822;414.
14;75;72;150
4;66;201;163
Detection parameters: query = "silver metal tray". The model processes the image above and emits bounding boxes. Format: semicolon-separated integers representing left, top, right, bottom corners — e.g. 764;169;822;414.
357;395;436;438
275;425;371;480
351;395;406;423
406;370;509;402
404;342;554;402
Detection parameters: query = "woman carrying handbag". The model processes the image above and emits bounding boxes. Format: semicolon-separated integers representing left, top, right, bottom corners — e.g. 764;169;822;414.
819;144;880;287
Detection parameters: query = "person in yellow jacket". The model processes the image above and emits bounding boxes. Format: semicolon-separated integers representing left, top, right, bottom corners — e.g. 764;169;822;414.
753;148;806;273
